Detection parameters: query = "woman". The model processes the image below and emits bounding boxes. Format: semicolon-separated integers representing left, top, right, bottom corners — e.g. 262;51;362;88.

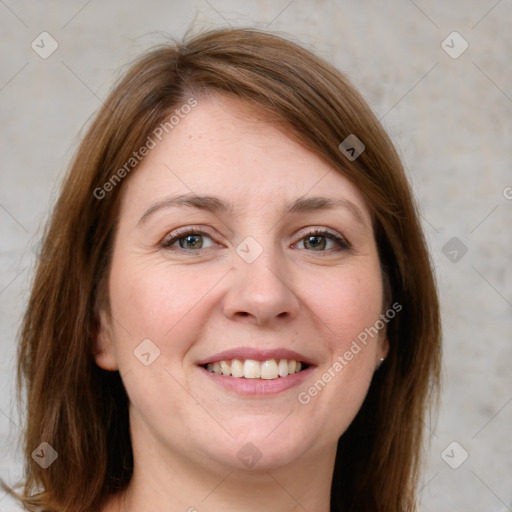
11;28;441;511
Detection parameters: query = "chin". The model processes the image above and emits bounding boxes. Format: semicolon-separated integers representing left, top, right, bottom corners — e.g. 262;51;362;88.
200;428;315;472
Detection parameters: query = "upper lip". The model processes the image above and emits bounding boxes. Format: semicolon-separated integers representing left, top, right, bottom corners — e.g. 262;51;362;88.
196;347;316;366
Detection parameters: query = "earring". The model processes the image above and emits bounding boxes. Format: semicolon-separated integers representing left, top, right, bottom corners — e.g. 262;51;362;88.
376;357;385;370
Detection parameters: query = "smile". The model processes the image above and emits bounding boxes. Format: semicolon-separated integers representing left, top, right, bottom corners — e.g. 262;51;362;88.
202;358;307;380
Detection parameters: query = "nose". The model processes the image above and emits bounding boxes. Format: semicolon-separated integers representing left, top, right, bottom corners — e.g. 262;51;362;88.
222;245;300;327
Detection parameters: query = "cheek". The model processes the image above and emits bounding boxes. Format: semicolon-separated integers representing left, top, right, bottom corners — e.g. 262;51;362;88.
301;264;382;384
107;257;226;365
295;263;383;436
106;259;219;420
308;264;384;352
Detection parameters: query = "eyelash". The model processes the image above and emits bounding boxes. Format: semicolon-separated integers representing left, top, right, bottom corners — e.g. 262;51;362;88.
160;227;351;253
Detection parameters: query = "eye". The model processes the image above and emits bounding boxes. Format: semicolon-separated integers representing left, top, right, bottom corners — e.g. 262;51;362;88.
160;227;350;253
161;229;216;251
297;228;350;252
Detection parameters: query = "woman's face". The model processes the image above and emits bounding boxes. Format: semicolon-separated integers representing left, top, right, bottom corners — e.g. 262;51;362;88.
95;93;388;473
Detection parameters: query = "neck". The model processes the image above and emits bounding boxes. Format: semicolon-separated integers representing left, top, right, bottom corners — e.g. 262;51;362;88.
106;430;336;511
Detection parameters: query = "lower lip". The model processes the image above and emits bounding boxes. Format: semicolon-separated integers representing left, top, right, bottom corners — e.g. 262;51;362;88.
198;366;314;395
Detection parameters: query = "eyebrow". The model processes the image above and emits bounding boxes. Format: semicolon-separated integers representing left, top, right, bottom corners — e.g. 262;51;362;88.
137;193;367;227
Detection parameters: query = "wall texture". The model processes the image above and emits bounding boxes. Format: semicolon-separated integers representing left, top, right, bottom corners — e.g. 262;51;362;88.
0;1;511;510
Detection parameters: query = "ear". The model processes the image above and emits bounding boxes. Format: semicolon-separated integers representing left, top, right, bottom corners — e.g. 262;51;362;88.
92;308;119;371
380;333;390;359
376;335;390;370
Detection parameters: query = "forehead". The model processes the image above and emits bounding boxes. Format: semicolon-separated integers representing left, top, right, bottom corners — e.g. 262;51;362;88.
119;93;372;225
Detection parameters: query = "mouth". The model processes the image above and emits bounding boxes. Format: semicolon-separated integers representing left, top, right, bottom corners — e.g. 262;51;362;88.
201;358;309;380
196;347;315;394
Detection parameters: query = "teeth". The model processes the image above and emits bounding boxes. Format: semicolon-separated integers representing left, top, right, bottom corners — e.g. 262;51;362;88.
220;360;231;376
205;358;305;379
278;359;289;377
231;359;244;378
260;359;279;380
243;359;261;379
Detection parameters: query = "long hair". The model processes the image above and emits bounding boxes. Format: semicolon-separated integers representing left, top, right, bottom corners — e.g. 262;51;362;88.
11;27;441;511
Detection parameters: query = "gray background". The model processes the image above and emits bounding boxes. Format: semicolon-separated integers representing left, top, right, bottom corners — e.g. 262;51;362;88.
1;1;511;510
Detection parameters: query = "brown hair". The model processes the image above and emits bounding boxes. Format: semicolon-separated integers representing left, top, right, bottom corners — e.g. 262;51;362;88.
10;27;441;511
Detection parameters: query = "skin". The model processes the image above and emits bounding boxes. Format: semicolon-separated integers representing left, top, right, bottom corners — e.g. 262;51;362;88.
95;93;389;512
